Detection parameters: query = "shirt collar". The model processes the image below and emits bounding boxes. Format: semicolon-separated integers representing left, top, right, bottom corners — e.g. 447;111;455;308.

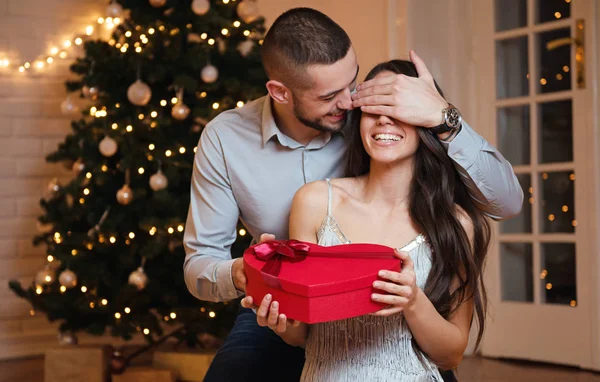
261;97;335;149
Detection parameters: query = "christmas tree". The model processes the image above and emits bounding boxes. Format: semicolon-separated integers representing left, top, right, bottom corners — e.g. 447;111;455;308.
9;0;265;348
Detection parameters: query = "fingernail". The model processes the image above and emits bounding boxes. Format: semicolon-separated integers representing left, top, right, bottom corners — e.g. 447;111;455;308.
378;271;385;277
371;294;378;300
265;294;271;301
272;301;278;308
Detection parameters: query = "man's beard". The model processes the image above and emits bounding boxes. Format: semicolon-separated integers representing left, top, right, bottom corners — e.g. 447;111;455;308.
293;98;349;134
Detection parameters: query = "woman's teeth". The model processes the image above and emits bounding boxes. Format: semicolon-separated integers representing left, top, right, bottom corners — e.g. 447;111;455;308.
373;133;401;142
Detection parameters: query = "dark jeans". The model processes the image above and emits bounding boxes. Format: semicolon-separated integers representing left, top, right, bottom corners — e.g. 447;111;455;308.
204;307;457;382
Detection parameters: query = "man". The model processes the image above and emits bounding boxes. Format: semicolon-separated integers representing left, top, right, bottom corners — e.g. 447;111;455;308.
184;7;522;382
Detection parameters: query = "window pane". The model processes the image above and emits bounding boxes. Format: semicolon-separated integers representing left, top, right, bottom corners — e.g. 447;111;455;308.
539;100;573;164
537;0;570;24
500;174;532;233
500;242;533;302
496;37;529;99
495;0;527;31
498;105;530;166
540;243;576;306
539;171;575;233
537;28;571;94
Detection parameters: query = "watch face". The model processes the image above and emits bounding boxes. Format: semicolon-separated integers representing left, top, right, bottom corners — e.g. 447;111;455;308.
446;108;461;128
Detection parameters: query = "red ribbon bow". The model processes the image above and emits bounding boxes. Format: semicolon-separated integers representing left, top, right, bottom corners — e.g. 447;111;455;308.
250;240;311;288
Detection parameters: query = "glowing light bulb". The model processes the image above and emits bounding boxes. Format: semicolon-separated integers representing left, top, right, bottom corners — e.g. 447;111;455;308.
179;147;186;154
124;307;131;314
86;26;94;35
149;144;155;150
237;101;245;108
177;225;184;232
165;150;172;157
233;21;241;27
212;103;220;110
115;313;121;319
221;28;229;35
170;312;177;319
47;255;54;262
75;38;83;45
81;286;88;292
126;125;133;132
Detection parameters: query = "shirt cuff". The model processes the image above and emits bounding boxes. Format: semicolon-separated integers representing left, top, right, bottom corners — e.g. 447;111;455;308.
442;121;485;170
215;259;245;300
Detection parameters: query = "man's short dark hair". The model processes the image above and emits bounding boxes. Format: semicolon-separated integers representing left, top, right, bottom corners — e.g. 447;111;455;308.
260;8;352;90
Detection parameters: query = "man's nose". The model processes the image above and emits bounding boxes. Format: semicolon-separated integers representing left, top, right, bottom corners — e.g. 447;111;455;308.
337;88;354;110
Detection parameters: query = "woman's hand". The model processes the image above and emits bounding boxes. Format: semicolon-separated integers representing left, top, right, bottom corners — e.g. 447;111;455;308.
371;250;419;316
248;294;301;333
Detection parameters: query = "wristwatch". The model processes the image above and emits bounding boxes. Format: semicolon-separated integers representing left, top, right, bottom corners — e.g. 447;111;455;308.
430;104;462;135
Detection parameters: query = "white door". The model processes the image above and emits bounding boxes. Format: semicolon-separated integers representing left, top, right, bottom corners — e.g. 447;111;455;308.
473;0;597;369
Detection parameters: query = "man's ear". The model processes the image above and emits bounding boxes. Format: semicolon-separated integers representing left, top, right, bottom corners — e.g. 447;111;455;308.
266;80;291;104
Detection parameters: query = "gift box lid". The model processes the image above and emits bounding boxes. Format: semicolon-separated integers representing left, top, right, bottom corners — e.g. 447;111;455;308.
244;241;400;298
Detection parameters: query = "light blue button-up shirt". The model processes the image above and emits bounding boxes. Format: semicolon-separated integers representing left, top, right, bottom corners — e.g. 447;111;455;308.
183;96;523;302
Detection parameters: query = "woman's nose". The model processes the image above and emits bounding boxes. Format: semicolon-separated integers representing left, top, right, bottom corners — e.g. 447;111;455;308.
376;114;394;125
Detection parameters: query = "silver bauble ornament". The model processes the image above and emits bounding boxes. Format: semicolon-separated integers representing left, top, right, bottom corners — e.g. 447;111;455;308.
201;64;219;83
60;95;80;115
35;267;55;286
171;103;190;120
149;170;168;191
237;0;260;23
128;267;148;290
72;158;85;174
127;79;152;106
58;269;77;289
82;85;99;100
106;1;124;18
45;178;61;201
149;0;167;7
237;40;255;57
58;331;78;345
117;185;133;205
99;136;118;157
191;0;210;15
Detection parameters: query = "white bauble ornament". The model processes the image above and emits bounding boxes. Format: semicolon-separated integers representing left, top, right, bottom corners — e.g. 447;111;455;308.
171;103;190;120
127;79;152;106
191;0;210;15
72;158;85;174
35;267;55;286
36;221;53;234
106;1;124;18
128;267;148;290
82;86;99;100
149;170;168;191
117;185;133;205
237;40;254;57
61;95;80;115
47;178;61;194
99;136;118;157
58;269;78;289
237;0;259;23
58;331;78;345
149;0;166;7
201;64;219;83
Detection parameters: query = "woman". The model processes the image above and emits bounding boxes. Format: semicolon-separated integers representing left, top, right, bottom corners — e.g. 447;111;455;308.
247;60;491;381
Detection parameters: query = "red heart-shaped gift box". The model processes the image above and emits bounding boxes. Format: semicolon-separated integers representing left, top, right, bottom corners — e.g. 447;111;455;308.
243;240;401;324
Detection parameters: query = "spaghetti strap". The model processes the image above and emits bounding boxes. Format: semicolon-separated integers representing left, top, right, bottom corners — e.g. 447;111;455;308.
325;178;332;216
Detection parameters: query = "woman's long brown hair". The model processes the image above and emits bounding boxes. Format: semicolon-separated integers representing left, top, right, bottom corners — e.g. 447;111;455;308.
345;60;491;355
